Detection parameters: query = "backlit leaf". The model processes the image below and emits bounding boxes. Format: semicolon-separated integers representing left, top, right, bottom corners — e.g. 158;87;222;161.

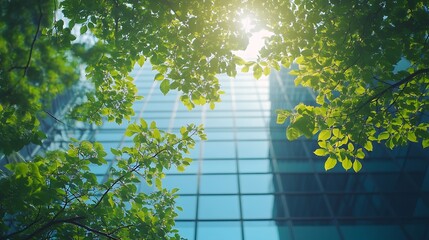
160;79;170;95
353;159;362;172
318;130;331;141
324;157;337;171
314;148;328;156
342;158;352;171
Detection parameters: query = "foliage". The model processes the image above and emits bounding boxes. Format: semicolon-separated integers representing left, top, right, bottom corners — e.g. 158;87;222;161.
2;0;429;237
1;122;205;239
265;0;429;171
0;0;80;154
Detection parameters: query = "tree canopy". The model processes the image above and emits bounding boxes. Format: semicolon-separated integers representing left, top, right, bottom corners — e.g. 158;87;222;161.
1;0;429;238
263;0;429;171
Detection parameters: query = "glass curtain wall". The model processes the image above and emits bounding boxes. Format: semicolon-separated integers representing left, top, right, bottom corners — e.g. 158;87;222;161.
23;63;429;240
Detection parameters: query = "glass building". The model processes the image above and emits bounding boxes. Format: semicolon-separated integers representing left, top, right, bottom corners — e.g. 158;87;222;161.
92;64;429;239
6;63;429;239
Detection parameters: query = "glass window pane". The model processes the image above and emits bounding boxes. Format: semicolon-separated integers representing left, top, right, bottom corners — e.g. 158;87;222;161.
240;174;274;193
236;130;269;140
201;160;237;174
235;117;266;127
242;195;276;219
239;159;271;173
204;118;234;128
203;141;235;159
287;194;330;217
163;175;198;194
237;141;269;159
198;196;240;219
197;221;241;240
340;225;406;240
280;173;320;192
176;196;197;220
293;226;340;240
244;221;287;240
200;175;238;194
175;221;195;240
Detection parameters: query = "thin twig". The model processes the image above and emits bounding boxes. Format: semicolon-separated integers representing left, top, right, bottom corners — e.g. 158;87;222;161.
8;7;43;76
354;68;429;113
43;110;66;125
65;220;120;240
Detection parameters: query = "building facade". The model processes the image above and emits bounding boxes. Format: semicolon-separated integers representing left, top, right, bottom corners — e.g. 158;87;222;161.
10;63;429;239
91;64;429;239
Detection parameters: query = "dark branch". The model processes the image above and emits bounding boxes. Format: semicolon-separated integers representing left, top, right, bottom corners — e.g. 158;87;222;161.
65;220;120;240
93;127;199;209
108;224;136;235
354;68;429;113
3;208;43;239
43;110;66;125
22;216;85;240
8;7;43;76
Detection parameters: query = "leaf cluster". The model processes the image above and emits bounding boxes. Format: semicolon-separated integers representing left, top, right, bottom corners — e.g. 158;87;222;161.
1;123;205;239
270;0;429;170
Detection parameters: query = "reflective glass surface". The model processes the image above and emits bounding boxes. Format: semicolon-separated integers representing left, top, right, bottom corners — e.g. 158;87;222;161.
38;63;429;239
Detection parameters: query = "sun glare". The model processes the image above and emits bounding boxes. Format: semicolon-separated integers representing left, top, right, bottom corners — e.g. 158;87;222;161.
241;16;255;33
234;16;272;60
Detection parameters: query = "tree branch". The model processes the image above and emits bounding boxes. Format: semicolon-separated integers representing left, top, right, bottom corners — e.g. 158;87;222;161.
354;68;429;113
22;216;85;240
8;6;43;77
65;220;120;240
43;110;66;125
93;127;199;209
3;207;43;239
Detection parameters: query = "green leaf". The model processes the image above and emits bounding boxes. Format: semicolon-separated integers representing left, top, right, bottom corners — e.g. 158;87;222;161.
364;141;373;151
277;113;287;124
67;148;79;157
356;148;365;159
155;178;162;189
241;65;249;72
140;118;148;129
111;148;121;156
286;127;301;140
332;128;340;138
423;138;429;148
160;79;170;95
177;165;185;172
125;123;140;137
347;143;354;151
154;73;164;81
314;148;328;156
318;130;331;141
80;25;87;34
342;158;352;171
292;115;314;138
407;132;418;142
253;64;262;79
378;131;390;141
355;86;365;95
178;126;185;134
137;55;145;67
153;129;161;140
263;66;270;76
353;159;362;172
324;157;337;171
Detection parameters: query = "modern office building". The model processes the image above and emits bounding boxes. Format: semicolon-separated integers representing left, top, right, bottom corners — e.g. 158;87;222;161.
90;64;429;240
6;62;429;239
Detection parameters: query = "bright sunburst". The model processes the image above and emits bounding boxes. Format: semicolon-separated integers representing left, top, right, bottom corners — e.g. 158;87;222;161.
234;16;272;60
